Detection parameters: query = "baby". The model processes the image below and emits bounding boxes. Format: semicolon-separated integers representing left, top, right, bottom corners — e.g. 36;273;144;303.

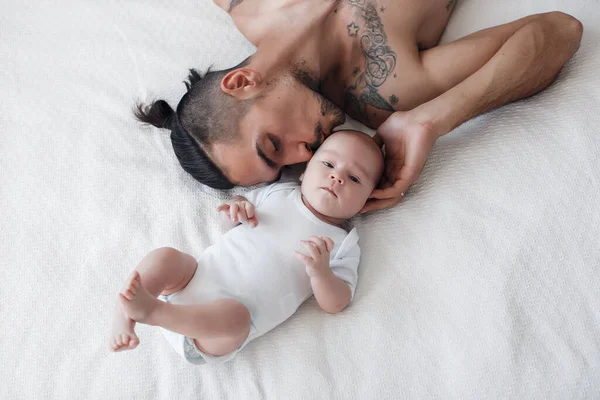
109;130;384;364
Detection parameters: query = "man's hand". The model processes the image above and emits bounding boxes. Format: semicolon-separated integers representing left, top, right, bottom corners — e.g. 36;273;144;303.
216;196;258;227
295;236;335;279
361;111;438;213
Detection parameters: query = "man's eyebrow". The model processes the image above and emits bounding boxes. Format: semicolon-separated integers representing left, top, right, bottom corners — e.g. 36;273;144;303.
255;143;278;170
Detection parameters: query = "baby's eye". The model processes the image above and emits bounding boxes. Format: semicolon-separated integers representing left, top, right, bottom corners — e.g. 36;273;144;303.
323;161;333;168
349;175;360;184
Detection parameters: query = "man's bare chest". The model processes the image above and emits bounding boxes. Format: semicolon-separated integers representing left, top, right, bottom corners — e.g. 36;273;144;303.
319;0;410;127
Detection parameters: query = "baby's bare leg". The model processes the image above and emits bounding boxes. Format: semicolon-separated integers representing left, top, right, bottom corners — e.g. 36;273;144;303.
119;272;251;357
109;247;197;352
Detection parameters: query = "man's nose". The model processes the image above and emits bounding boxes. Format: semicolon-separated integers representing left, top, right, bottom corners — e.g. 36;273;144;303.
285;142;313;164
330;172;343;185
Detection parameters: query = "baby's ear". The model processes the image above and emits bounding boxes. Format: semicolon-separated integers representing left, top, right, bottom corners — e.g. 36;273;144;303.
299;173;304;181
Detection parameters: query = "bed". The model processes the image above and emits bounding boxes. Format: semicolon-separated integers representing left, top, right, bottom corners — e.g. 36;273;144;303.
2;0;599;398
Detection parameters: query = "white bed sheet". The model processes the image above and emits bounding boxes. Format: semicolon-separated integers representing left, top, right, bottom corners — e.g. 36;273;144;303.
1;0;599;399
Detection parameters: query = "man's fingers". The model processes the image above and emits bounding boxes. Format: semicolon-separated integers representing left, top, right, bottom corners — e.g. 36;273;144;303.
360;197;401;214
370;181;408;200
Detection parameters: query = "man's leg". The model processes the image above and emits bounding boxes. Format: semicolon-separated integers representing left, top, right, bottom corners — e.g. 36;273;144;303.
118;271;251;357
109;247;197;352
416;11;583;135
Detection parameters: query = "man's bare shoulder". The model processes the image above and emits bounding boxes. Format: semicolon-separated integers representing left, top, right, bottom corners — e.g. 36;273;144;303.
217;0;336;47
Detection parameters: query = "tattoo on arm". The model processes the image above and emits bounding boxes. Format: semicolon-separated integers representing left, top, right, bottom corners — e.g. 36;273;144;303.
445;0;455;11
343;0;397;124
229;0;244;12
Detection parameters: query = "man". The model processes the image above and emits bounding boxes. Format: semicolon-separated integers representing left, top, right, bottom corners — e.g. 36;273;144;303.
136;0;582;212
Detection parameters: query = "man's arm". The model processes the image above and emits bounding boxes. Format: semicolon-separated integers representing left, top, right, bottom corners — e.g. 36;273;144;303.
418;11;583;138
364;12;583;212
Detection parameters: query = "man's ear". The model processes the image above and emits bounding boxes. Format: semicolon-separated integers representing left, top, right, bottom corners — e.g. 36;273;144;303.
221;68;262;99
299;172;304;181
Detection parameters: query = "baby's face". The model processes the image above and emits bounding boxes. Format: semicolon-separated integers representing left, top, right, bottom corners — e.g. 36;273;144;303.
301;130;384;219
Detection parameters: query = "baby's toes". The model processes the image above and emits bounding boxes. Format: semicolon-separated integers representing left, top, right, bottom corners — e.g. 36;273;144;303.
128;336;139;348
131;275;141;291
132;271;142;284
127;287;138;299
109;338;120;352
122;289;134;301
121;334;130;346
125;271;140;288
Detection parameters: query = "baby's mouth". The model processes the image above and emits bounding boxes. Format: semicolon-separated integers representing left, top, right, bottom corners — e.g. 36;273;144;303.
321;187;338;197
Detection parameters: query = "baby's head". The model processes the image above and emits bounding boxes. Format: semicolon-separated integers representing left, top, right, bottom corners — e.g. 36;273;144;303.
300;130;384;220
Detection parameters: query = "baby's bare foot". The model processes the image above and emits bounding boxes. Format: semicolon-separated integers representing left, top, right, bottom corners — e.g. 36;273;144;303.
118;271;160;324
109;308;139;352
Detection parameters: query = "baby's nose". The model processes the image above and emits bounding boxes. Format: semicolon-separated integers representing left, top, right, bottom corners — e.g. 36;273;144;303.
330;173;343;184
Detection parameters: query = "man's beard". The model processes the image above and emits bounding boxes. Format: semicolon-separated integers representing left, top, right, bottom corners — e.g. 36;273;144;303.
291;61;346;129
317;93;346;128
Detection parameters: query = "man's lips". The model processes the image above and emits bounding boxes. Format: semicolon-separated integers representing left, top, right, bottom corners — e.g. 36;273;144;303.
321;187;337;197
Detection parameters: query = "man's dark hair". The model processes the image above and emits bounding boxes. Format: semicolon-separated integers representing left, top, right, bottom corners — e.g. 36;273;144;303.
134;58;251;189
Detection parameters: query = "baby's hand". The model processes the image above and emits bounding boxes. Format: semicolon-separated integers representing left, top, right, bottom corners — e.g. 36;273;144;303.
295;236;334;279
216;196;258;228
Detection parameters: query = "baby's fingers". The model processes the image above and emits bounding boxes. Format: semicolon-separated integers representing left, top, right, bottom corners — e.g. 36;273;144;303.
301;240;320;259
229;203;240;222
307;236;329;254
295;250;313;264
236;201;255;224
216;203;230;213
318;236;334;252
236;207;248;223
244;202;255;219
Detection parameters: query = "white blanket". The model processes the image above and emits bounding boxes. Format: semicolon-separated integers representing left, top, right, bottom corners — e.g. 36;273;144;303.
2;1;599;399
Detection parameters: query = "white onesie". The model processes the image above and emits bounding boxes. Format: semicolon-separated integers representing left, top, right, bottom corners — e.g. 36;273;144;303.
159;182;361;365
